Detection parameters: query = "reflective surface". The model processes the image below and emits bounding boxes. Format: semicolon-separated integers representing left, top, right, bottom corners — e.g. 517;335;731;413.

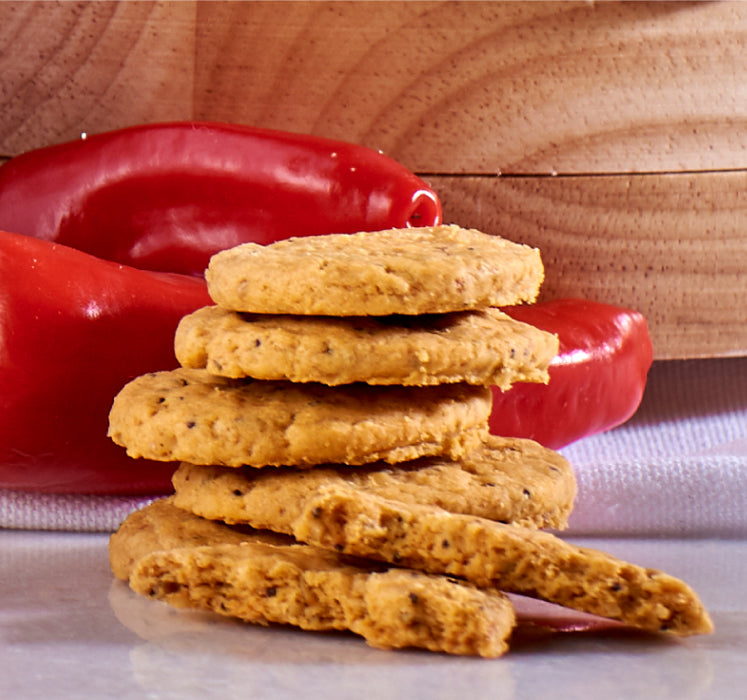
1;531;745;699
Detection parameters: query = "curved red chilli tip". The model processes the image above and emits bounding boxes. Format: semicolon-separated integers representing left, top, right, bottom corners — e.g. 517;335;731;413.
407;189;442;227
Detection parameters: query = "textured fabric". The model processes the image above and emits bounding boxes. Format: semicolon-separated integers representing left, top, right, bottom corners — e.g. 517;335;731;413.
562;357;746;537
1;357;745;535
0;492;159;532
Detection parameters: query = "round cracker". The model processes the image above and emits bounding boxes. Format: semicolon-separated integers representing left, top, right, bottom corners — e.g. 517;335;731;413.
108;368;490;468
175;305;558;389
205;225;543;315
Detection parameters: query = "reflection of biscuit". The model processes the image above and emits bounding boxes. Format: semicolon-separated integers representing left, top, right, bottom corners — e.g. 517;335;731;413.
108;368;490;467
172;436;576;532
206;225;543;316
114;500;517;657
175;306;558;389
289;487;714;638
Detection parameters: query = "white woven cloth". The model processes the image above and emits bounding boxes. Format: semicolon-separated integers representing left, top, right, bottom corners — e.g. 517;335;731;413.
1;357;745;535
561;356;746;537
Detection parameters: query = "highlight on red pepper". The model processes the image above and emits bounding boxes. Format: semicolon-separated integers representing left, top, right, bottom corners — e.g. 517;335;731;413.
0;230;212;495
0;121;442;276
491;298;654;450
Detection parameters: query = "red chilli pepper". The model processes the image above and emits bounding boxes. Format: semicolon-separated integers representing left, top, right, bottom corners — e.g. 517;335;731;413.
0;231;211;494
491;299;654;449
0;121;441;276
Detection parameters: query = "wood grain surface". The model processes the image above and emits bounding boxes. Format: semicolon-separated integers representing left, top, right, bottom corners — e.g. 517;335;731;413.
191;0;747;175
435;171;746;360
0;1;195;155
0;1;744;358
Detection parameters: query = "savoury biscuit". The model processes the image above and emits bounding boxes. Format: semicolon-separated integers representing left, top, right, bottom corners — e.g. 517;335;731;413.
108;368;490;467
175;305;558;389
109;497;293;581
205;225;543;316
289;486;714;637
172;436;576;532
114;500;517;657
131;545;516;657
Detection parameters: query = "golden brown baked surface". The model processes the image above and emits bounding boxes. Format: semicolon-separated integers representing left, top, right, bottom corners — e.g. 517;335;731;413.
108;368;491;467
113;499;517;657
108;497;291;581
205;225;544;316
174;305;558;389
290;486;714;637
171;435;576;532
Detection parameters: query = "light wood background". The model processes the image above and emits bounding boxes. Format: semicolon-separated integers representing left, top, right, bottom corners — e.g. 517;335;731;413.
1;1;745;358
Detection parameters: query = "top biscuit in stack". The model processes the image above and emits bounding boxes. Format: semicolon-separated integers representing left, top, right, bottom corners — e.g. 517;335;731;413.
205;224;545;316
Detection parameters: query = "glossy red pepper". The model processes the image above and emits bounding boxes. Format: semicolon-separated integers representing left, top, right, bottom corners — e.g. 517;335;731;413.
490;298;654;449
0;230;211;494
0;121;442;276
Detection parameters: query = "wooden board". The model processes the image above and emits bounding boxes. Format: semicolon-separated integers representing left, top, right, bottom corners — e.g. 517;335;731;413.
191;0;747;175
0;1;195;154
0;1;745;358
434;171;746;360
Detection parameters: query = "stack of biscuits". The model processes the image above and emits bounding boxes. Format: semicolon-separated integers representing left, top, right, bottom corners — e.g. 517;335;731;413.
108;225;712;657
